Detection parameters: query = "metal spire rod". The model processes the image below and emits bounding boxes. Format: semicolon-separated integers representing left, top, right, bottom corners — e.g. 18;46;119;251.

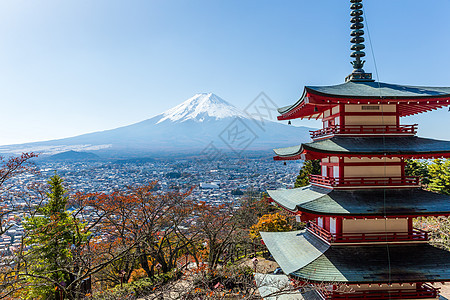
350;0;365;72
345;0;373;82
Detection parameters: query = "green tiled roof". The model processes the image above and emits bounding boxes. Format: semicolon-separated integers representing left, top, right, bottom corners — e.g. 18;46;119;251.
262;230;450;283
277;82;450;115
260;230;329;275
274;145;303;157
274;136;450;157
293;244;450;283
267;186;331;211
307;81;450;99
268;186;450;216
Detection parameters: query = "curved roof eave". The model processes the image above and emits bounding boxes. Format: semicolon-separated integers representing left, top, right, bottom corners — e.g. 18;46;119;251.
277;88;308;115
262;230;450;283
268;186;450;216
276;82;450;120
292;243;450;283
306;81;450;99
273;137;450;160
260;230;329;275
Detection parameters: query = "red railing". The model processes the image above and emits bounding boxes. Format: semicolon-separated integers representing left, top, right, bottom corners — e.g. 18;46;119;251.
307;222;429;244
307;221;334;243
333;229;429;243
310;124;418;139
309;175;420;188
318;283;438;299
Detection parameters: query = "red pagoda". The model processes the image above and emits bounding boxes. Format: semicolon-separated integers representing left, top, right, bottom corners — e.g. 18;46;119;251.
261;1;450;299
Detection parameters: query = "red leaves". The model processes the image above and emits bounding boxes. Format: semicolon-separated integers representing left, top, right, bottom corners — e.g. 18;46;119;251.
0;152;38;184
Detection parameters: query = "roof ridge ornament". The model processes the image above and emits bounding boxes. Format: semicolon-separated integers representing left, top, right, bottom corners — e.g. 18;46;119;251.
345;0;374;82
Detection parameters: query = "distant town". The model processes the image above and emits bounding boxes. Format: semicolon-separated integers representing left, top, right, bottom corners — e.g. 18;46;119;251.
0;157;301;254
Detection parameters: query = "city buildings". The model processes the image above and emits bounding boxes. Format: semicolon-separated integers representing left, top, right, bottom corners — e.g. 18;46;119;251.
0;156;300;254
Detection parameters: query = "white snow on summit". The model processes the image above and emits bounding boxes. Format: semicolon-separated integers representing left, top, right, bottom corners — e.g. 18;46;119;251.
157;93;247;123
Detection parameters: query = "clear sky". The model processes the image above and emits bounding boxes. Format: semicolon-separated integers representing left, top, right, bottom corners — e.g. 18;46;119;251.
0;0;449;145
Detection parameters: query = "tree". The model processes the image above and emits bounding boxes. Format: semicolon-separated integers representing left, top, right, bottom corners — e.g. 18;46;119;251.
20;174;90;299
16;175;141;300
415;216;450;251
427;159;450;195
228;191;278;260
249;213;292;240
412;159;450;250
294;160;321;188
194;203;237;270
235;192;276;230
77;183;196;286
0;153;38;299
0;153;38;236
142;189;197;275
405;159;430;185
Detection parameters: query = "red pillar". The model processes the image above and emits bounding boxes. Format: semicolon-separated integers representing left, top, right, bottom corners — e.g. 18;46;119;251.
408;217;413;233
336;217;343;235
340;104;345;127
401;158;406;178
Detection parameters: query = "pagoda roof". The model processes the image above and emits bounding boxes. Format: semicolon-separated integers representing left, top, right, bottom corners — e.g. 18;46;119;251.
307;81;450;99
274;136;450;160
260;230;330;275
267;186;450;216
261;230;450;283
277;81;450;120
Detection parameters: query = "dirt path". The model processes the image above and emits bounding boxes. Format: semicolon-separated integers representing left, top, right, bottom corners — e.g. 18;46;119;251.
238;256;279;274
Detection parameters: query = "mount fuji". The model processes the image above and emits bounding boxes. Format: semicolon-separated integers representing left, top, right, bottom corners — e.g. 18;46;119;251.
0;93;314;158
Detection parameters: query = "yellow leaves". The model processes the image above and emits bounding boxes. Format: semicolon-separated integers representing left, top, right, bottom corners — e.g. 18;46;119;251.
249;212;292;240
129;268;147;283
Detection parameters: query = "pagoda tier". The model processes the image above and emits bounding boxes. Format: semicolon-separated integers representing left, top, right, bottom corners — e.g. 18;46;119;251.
261;230;450;283
277;81;450;120
267;186;450;217
267;187;450;244
274;136;450;161
261;230;449;299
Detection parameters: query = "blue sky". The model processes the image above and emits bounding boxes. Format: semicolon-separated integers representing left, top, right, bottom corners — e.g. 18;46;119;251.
0;0;449;145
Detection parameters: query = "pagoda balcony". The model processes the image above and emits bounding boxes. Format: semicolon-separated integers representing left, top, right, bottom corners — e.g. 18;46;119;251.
310;124;418;140
307;222;429;244
309;175;421;189
317;283;439;299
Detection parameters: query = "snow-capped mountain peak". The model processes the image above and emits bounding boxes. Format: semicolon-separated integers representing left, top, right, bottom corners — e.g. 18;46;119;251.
157;93;247;123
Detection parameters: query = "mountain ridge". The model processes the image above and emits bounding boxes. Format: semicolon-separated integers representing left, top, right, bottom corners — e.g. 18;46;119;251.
0;93;315;158
157;93;248;123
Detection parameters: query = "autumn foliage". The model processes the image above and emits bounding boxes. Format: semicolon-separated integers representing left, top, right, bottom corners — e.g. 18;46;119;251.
249;212;292;240
0;153;285;299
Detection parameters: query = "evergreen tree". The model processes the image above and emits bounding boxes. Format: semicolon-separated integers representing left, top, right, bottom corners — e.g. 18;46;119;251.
428;159;450;195
294;160;321;188
22;174;88;299
405;159;430;185
405;159;450;193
